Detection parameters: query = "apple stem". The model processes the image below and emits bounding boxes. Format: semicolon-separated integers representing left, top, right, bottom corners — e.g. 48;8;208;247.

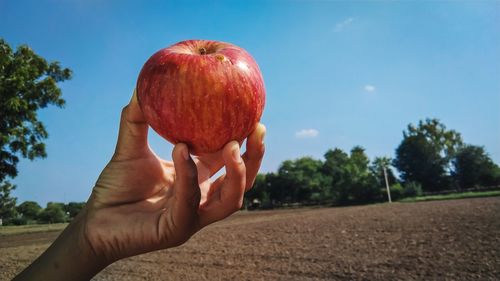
199;47;207;55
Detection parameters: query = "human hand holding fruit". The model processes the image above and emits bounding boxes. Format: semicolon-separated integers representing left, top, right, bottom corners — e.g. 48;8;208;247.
85;90;266;262
15;40;266;281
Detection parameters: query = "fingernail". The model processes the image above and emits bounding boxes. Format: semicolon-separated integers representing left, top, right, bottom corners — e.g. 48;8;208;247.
232;143;242;163
182;146;190;160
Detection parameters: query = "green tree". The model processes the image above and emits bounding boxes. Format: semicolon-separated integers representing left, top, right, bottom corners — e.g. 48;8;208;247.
402;181;423;198
346;146;379;203
64;202;85;219
246;174;267;201
322;148;350;203
245;174;271;209
394;118;463;191
370;156;397;188
16;200;42;220
452;145;500;189
0;182;17;223
265;172;287;205
38;202;67;223
277;157;328;203
408;119;462;158
0;38;72;184
323;147;379;204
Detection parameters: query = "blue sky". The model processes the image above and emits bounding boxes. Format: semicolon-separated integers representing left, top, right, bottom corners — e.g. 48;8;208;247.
1;1;499;206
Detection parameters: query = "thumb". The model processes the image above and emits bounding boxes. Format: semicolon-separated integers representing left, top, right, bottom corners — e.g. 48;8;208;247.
172;143;201;214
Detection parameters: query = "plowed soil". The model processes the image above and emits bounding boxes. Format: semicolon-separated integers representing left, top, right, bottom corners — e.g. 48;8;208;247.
1;197;499;280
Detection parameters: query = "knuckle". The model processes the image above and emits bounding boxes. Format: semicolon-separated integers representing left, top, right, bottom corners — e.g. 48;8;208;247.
121;105;129;117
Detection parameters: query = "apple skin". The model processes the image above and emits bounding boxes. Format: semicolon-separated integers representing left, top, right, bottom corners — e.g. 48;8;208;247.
136;40;265;155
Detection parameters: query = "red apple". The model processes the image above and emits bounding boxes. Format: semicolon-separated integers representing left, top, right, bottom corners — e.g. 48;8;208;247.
136;40;265;155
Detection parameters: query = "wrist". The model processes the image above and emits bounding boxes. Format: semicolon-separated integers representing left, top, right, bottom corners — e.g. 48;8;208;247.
14;207;109;281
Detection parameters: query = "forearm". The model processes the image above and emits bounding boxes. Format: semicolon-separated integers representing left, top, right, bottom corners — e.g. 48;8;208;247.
13;208;108;281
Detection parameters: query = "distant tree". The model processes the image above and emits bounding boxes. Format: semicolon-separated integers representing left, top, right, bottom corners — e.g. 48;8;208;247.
246;174;267;202
402;181;423;198
0;38;72;185
346;146;379;203
394;118;463;191
452;145;500;189
16;201;42;220
323;148;350;203
245;174;270;209
277;157;328;203
370;156;397;188
0;182;17;223
323;147;379;204
38;202;67;223
389;183;404;201
64;202;85;219
265;172;288;205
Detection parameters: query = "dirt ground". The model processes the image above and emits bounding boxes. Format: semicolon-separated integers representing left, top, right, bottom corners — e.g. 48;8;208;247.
1;197;499;280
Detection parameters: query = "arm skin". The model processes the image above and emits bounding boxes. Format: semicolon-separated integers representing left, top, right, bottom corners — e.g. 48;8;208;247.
14;90;266;281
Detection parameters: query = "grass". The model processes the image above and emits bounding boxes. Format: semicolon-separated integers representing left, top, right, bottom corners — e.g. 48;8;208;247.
0;223;68;236
399;190;500;203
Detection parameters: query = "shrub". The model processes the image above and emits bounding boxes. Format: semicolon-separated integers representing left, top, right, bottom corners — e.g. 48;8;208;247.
389;183;404;200
403;182;423;198
10;216;28;225
38;203;67;223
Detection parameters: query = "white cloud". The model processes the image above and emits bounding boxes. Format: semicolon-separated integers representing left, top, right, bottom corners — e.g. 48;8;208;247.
295;129;319;139
334;17;354;32
364;85;376;92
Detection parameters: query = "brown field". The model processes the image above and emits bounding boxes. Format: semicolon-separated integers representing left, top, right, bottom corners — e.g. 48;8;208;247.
1;197;499;280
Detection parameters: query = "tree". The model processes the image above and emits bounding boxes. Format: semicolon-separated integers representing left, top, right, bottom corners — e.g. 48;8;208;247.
323;147;379;204
246;174;267;201
265;172;288;205
0;38;72;183
276;157;328;203
346;146;379;203
0;182;17;223
16;201;42;220
394;118;463;191
64;202;85;219
245;174;271;209
370;156;397;188
38;202;67;223
406;118;463;161
452;145;500;189
323;148;350;203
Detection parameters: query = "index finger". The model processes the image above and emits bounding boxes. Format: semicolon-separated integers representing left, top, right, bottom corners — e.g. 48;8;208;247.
242;123;266;191
113;89;150;160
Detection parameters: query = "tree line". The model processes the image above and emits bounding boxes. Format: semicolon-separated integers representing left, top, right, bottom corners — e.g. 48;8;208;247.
2;201;85;225
244;118;500;209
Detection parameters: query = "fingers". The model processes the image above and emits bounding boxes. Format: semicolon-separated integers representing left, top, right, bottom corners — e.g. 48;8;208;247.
171;143;201;229
172;144;199;195
242;123;266;191
195;123;266;179
193;150;225;204
113;89;150;160
198;141;246;228
194;150;224;178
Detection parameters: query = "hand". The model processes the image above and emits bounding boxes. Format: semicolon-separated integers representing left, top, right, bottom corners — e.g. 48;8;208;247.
14;90;266;281
85;90;266;262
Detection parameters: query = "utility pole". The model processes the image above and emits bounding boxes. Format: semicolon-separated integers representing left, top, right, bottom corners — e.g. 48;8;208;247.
383;166;392;203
